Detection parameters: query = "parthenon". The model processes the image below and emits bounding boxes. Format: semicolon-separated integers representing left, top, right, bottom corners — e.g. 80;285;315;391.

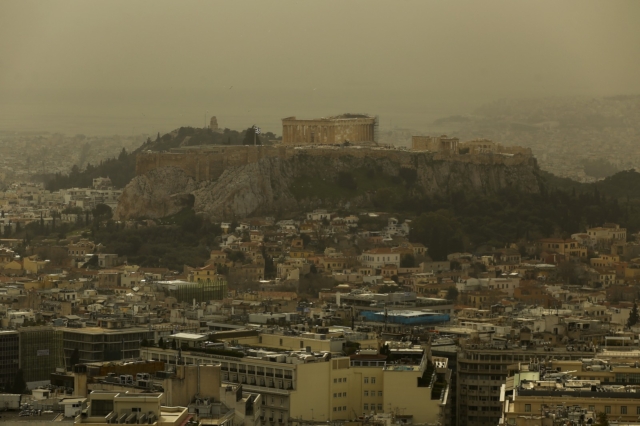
281;113;377;146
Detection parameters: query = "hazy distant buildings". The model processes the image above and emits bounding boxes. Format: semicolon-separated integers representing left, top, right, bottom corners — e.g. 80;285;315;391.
281;114;377;146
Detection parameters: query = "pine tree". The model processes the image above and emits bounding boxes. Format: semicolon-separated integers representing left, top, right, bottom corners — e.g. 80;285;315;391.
242;127;261;145
627;302;639;328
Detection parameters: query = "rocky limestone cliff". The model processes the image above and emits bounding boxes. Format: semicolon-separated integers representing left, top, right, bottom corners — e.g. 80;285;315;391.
115;152;541;221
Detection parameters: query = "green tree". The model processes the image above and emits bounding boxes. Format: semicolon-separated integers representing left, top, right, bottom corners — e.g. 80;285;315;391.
410;210;464;261
446;286;459;301
11;369;27;394
596;412;609;426
242;127;262;145
627;302;639;328
400;254;416;268
93;203;113;220
69;348;80;368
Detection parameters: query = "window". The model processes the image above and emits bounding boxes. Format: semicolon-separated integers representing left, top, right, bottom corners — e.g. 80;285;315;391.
344;378;347;383
364;377;369;384
343;406;347;411
364;404;369;411
333;407;337;412
333;379;337;383
605;406;611;414
589;406;595;412
377;404;382;411
364;391;368;397
525;404;531;413
338;378;342;383
371;377;376;384
333;393;337;398
621;406;627;414
378;391;382;397
636;407;640;415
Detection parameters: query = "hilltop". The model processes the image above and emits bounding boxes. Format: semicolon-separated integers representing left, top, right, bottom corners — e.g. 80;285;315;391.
116;145;540;221
40;126;279;191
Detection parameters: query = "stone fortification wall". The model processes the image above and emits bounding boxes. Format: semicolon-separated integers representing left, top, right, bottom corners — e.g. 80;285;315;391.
136;145;534;182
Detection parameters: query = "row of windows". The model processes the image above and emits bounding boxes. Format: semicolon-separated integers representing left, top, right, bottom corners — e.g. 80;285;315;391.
364;404;383;412
262;397;286;406
364;391;383;397
363;377;377;384
333;392;347;398
466;396;500;401
524;405;639;415
333;377;347;383
333;406;347;412
468;406;501;411
462;385;501;391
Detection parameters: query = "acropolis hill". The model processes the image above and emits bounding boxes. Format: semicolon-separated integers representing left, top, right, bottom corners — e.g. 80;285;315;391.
134;143;533;183
115;115;538;221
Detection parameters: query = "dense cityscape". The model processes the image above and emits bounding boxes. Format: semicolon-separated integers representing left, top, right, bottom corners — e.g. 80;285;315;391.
2;1;640;426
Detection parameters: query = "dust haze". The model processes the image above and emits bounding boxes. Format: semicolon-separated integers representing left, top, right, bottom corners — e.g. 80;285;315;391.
1;0;639;134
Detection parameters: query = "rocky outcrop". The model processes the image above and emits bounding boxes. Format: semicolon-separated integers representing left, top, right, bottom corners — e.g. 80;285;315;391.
115;151;541;221
114;166;199;219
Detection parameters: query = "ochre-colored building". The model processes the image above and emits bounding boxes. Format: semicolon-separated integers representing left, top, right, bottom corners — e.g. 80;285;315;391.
282;114;377;146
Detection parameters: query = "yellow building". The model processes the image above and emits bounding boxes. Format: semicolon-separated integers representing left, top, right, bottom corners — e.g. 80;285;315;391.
24;255;48;274
189;264;220;282
538;238;587;258
143;341;449;425
74;391;188;425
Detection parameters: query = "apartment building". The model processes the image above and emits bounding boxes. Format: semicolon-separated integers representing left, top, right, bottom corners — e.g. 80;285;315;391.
0;330;19;390
457;341;601;426
143;342;451;426
19;326;64;385
74;391;188;425
61;327;153;364
501;358;640;426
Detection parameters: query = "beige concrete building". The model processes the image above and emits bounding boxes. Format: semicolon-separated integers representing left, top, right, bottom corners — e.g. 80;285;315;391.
587;223;627;245
74;391;188;425
501;359;640;426
142;342;450;426
411;135;459;153
281;114;377;146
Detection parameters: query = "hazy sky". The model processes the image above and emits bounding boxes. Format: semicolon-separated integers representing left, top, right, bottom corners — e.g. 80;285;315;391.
1;0;639;134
